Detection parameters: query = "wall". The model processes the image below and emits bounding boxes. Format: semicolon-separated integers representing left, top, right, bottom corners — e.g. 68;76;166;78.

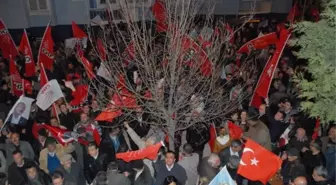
214;0;240;15
52;0;90;25
271;0;293;13
0;0;29;29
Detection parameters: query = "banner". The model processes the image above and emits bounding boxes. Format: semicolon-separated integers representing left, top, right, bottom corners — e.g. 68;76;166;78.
3;95;34;126
36;79;64;111
0;19;18;59
237;32;278;54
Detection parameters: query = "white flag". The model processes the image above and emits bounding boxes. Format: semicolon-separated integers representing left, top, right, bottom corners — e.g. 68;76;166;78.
3;95;34;126
97;63;112;81
36;79;64;111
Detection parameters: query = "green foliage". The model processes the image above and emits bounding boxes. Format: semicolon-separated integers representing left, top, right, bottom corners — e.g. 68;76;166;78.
291;0;336;124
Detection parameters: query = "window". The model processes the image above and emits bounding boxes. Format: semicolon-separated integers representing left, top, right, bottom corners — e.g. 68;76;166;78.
113;9;123;19
28;0;50;12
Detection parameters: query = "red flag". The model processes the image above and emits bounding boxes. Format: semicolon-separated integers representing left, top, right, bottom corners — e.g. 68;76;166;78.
287;2;299;25
312;118;320;140
97;38;107;61
238;139;282;184
71;21;87;39
254;30;290;99
122;41;135;66
111;91;137;109
18;29;35;77
237;32;278;54
225;23;235;44
208;123;217;152
181;36;212;77
23;79;33;95
38;23;54;70
39;63;49;87
152;0;168;32
69;84;89;112
0;19;18;59
96;108;122;122
32;122;45;139
9;56;23;97
79;54;95;80
228;121;243;140
116;142;163;162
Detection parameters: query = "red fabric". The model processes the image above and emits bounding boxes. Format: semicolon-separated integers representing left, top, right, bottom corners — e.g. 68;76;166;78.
111;91;137;109
71;21;87;39
152;0;168;32
32;122;45;139
237;32;279;54
0;19;18;59
38;24;54;70
18;30;35;77
43;124;74;145
238;139;282;184
250;29;290;108
225;23;235;44
144;90;152;100
9;56;23;97
96;108;122;122
79;54;96;80
116;142;163;162
312;118;320;140
228;121;243;140
23;79;33;95
39;63;49;87
122;41;135;66
208;123;217;152
69;85;89;112
287;2;299;24
97;38;107;61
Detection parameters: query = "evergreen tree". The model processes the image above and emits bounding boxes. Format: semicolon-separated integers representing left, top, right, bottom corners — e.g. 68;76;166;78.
291;0;336;123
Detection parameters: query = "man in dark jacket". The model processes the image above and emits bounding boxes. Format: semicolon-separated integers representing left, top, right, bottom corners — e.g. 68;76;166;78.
129;160;153;185
25;162;51;185
99;126;128;161
219;140;242;167
84;142;111;184
8;150;34;185
59;104;77;130
55;154;85;185
312;166;333;185
32;129;47;160
106;161;131;185
281;148;306;185
51;171;76;185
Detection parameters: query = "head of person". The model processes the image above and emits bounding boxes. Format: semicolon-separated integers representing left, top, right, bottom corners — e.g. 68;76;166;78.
80;113;89;123
82;104;90;114
25;162;38;180
284;99;293;112
60;154;72;170
274;111;285;121
230;140;243;153
87;142;99;157
107;161;118;172
93;171;108;185
247;111;259;126
287;148;299;162
132;160;144;172
46;137;57;153
290;176;307;185
165;151;176;167
309;139;322;153
14;102;26;116
207;153;220;168
328;125;336;141
163;175;179;185
135;107;143;116
289;114;300;124
50;117;59;127
12;150;24;166
295;128;306;140
312;166;328;182
240;110;248;121
60;104;68;114
51;171;64;185
10;132;20;146
37;129;48;143
91;100;99;110
230;111;239;121
109;127;120;137
227;155;240;169
259;104;266;115
182;143;193;156
218;126;227;136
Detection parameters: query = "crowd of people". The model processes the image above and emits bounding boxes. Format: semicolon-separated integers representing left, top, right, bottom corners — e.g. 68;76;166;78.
0;3;334;185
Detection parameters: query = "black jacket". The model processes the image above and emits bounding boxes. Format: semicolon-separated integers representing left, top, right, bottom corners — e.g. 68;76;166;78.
84;152;111;184
130;165;153;185
187;123;209;152
59;112;78;130
281;159;306;184
219;147;242;167
8;158;34;185
99;133;128;161
55;161;86;185
27;169;51;185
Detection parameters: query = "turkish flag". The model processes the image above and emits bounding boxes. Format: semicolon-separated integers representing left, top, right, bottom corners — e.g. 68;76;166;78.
97;38;107;61
250;29;290;108
18;29;35;77
152;0;168;32
208;123;217;152
32;122;45;140
95;108;122;122
9;56;23;97
38;23;54;70
116;142;163;162
23;79;33;95
238;139;282;184
237;32;278;54
228;121;243;140
111;91;137;109
72;21;87;39
0;19;18;59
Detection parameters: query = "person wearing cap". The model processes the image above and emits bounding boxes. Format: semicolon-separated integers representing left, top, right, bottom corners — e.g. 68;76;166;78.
242;111;272;151
54;154;85;185
32;129;48;160
280;148;306;185
39;137;66;174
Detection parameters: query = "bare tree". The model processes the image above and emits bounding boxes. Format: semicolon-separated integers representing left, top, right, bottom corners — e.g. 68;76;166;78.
87;0;256;150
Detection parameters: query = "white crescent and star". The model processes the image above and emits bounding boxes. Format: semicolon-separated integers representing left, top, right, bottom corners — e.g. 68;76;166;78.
239;147;259;166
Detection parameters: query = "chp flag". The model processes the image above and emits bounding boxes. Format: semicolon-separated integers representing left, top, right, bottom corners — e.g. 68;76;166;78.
36;79;64;111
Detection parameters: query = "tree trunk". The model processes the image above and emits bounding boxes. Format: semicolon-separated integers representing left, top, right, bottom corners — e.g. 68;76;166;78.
167;118;176;151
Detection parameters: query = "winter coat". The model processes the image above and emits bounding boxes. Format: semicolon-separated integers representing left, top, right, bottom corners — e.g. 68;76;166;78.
39;144;65;174
244;120;272;151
